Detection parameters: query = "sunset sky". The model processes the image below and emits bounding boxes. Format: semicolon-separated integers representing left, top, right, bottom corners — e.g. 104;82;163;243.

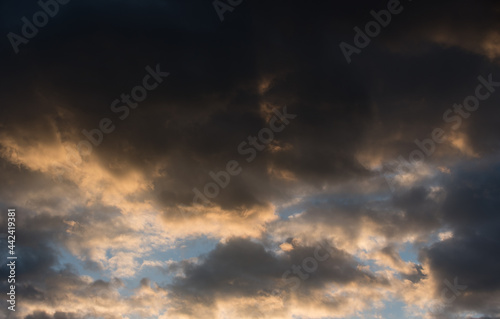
1;0;500;318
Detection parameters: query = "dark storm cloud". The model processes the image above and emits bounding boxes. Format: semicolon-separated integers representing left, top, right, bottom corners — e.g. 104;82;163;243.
0;210;66;283
272;182;445;242
0;211;118;318
0;158;67;212
420;159;500;317
1;0;500;215
0;234;124;319
166;237;386;312
360;0;500;163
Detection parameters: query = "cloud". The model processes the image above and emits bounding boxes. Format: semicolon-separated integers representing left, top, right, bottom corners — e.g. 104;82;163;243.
0;0;500;318
164;237;391;318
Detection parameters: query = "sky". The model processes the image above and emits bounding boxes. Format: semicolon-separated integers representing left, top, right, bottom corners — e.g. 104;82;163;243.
0;0;500;318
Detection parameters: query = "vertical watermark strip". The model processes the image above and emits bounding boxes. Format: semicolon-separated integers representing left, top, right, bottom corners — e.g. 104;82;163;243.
6;208;16;312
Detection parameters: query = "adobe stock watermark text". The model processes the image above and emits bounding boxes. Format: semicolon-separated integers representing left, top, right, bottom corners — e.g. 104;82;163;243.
6;208;17;312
